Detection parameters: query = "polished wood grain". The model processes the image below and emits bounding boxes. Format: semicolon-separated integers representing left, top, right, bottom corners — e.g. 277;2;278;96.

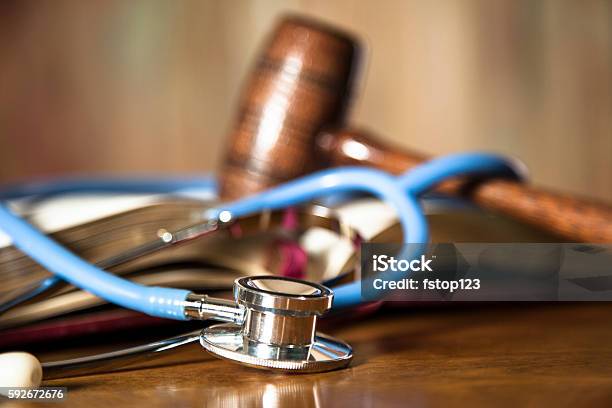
218;16;358;200
27;303;612;407
317;128;612;242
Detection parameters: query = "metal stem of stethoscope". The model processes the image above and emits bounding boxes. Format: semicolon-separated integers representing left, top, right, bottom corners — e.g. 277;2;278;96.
42;330;203;379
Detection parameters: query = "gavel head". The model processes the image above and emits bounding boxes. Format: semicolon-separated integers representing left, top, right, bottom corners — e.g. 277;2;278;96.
218;15;360;201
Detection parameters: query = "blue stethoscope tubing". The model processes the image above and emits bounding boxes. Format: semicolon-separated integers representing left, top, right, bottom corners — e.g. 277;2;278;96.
0;153;519;318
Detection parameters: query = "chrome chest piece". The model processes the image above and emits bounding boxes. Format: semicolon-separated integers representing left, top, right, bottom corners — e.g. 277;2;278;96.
200;276;352;373
41;277;353;380
37;207;356;379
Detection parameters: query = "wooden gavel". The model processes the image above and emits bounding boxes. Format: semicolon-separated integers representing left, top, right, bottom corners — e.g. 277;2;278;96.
219;15;612;243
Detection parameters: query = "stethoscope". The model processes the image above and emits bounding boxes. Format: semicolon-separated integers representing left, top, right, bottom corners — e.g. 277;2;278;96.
0;152;520;386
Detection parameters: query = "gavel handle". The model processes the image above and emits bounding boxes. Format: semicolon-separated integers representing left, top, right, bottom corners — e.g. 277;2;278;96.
317;128;612;243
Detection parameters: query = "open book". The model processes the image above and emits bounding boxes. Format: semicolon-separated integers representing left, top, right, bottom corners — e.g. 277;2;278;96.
0;193;358;329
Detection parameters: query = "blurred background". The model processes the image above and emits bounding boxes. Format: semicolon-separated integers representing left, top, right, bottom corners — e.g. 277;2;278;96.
0;0;610;202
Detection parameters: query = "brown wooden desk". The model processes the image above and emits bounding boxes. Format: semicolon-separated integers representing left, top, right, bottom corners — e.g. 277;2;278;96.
6;212;611;407
9;303;609;407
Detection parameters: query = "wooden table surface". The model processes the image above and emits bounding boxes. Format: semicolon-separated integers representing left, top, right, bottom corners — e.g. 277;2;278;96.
7;302;612;407
5;213;611;407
